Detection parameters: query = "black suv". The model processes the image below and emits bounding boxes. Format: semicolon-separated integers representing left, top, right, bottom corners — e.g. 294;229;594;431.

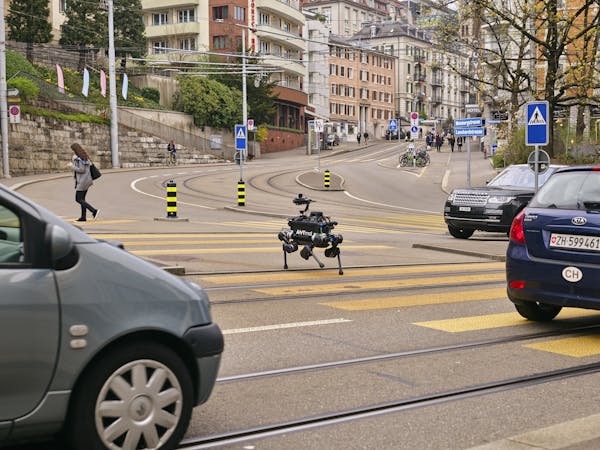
444;164;563;239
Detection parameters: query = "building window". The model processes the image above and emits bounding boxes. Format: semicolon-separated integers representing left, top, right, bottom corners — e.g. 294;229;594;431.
213;6;228;20
152;41;168;54
152;12;169;26
213;36;227;49
234;6;245;21
179;8;195;23
60;0;67;13
259;40;269;53
180;38;196;51
259;13;269;25
347;68;353;79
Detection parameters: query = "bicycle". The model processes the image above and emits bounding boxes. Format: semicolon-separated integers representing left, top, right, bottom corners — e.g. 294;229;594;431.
167;151;177;165
399;146;429;167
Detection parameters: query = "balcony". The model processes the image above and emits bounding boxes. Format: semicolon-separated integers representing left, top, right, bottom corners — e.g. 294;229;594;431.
431;76;443;86
414;55;427;64
431;94;443;104
255;0;304;24
255;24;304;52
145;21;201;38
143;0;198;9
260;54;305;77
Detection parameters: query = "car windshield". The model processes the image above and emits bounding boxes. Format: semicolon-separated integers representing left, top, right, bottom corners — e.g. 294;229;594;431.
530;170;600;210
488;165;555;188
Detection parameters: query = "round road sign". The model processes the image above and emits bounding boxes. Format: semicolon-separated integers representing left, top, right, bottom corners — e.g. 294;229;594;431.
410;112;419;120
528;150;550;174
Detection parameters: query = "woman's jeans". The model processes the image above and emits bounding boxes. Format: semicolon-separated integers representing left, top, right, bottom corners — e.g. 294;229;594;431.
75;190;95;219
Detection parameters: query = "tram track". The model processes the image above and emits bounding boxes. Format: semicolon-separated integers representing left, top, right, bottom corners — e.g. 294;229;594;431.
179;360;600;449
216;323;600;383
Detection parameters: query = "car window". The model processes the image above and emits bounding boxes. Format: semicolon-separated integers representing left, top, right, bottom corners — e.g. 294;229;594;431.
0;204;25;264
488;166;556;188
530;171;600;210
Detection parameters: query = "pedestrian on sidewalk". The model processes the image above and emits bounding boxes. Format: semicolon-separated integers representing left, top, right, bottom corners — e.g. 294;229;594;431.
68;143;99;222
457;136;463;152
357;133;361;145
363;132;369;145
448;134;455;152
435;133;442;152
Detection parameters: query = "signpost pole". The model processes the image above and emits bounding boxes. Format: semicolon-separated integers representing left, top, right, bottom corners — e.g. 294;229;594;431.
534;145;539;192
467;110;472;188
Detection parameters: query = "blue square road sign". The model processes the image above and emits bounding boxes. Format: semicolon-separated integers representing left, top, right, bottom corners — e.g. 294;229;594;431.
235;124;247;150
526;101;549;146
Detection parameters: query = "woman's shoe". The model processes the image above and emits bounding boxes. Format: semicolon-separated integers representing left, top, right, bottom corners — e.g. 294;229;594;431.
76;218;86;222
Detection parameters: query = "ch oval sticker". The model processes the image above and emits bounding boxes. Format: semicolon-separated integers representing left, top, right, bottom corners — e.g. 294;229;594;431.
562;266;583;283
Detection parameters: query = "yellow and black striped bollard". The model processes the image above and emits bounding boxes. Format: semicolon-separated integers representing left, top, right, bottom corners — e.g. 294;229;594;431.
238;179;245;206
166;179;177;218
324;169;331;188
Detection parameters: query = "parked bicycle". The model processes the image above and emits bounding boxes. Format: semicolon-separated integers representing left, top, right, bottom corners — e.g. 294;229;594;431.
399;145;430;167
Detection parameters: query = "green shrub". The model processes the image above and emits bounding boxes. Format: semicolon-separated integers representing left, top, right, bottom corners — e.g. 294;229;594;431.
503;127;530;164
6;50;39;79
141;87;160;103
7;77;39;102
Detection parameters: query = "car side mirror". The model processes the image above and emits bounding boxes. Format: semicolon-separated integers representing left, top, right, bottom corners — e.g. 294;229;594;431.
48;224;74;261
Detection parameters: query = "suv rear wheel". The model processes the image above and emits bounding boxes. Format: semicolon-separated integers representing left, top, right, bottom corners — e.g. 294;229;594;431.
515;302;562;321
66;342;193;450
448;225;475;239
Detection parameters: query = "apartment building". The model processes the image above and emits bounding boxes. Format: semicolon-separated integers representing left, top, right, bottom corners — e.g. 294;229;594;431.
141;0;210;55
301;0;390;38
249;0;307;136
304;11;330;123
328;35;395;139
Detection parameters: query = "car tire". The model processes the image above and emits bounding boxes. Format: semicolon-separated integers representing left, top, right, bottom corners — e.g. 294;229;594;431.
515;302;562;321
65;342;194;450
448;225;475;239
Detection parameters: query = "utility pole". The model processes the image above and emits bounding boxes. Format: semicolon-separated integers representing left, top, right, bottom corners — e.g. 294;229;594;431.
0;0;10;178
107;0;119;167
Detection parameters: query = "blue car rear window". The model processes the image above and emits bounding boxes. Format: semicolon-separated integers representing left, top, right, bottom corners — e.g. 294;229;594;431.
530;171;600;210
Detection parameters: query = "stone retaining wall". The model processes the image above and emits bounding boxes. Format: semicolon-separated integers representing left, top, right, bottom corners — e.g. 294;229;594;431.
1;114;222;177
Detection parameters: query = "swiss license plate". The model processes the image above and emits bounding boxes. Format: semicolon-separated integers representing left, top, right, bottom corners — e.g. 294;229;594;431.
459;206;471;212
550;233;600;252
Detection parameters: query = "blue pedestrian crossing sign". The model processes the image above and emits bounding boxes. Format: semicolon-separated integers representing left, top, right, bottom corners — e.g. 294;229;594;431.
388;119;397;131
235;124;247;150
526;101;549;146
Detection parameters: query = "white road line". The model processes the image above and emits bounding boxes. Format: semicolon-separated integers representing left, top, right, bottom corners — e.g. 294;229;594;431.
343;191;438;214
222;318;352;335
130;176;216;210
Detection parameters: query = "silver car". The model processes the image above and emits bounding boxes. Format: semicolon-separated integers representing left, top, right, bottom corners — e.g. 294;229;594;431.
0;184;223;449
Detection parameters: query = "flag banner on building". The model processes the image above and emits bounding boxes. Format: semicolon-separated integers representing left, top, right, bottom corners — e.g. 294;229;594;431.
82;68;90;97
56;64;65;94
100;70;107;97
122;73;128;100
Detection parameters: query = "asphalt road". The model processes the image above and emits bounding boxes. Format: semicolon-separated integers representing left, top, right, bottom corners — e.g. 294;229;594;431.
4;140;600;449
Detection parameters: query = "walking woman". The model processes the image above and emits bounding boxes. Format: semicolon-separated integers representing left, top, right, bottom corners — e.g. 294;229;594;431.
69;143;99;222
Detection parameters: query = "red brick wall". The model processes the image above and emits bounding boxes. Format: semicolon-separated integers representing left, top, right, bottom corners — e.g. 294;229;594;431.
260;129;305;153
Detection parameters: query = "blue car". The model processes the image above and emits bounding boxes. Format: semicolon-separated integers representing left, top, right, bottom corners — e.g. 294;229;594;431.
507;166;600;321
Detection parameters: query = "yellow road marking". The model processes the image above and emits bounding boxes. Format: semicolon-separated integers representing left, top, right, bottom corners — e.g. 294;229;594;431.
130;245;391;256
201;262;504;284
92;233;275;239
321;288;506;311
72;220;137;225
256;273;504;296
416;309;600;332
525;335;600;357
120;239;282;246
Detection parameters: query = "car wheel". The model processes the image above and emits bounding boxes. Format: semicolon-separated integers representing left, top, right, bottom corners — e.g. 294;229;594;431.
515;302;562;321
448;225;475;239
66;342;193;450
